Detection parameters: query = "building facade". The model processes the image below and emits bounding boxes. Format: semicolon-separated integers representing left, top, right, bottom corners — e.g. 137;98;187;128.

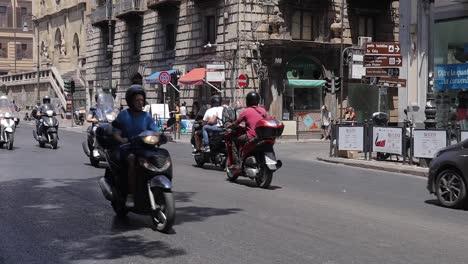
86;0;399;127
0;0;34;75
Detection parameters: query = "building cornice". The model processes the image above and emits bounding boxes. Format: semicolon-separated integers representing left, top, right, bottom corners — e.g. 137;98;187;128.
34;2;86;23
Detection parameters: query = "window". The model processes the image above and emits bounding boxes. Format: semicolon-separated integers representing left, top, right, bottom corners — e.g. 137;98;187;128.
16;44;32;60
291;10;313;41
205;16;216;44
356;16;375;40
0;6;6;28
0;43;6;58
131;30;141;56
17;7;28;29
165;24;176;50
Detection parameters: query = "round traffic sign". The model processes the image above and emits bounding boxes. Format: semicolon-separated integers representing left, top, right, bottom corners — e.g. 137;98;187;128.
238;74;249;88
159;71;172;85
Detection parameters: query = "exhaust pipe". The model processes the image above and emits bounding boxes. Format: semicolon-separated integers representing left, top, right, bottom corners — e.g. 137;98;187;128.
82;141;90;157
98;177;113;201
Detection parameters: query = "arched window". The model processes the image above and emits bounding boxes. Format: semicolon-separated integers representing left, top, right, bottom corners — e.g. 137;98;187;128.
73;33;80;57
54;28;61;50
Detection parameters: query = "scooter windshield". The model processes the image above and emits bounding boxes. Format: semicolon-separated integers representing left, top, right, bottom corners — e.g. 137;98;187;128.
0;99;12;117
95;94;117;122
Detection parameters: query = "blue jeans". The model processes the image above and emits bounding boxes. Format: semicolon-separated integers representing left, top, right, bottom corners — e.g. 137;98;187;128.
202;125;223;146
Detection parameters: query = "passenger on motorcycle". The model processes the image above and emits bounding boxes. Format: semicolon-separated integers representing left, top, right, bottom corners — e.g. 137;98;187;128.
201;95;224;153
112;85;158;208
35;96;52;138
228;91;267;168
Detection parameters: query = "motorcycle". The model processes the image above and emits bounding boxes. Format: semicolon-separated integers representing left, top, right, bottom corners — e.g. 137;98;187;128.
33;103;59;149
191;120;227;169
24;112;33;121
0;98;16;150
74;109;86;126
82;94;119;167
225;118;284;189
96;118;176;233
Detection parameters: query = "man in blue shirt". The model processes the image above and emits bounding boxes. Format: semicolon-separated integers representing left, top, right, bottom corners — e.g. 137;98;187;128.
113;85;158;207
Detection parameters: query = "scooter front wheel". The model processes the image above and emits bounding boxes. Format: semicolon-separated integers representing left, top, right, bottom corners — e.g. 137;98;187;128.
7;133;13;150
151;189;175;233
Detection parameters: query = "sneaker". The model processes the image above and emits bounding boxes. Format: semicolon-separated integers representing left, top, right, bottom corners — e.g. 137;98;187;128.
203;146;210;152
192;149;200;154
125;195;135;208
92;149;100;158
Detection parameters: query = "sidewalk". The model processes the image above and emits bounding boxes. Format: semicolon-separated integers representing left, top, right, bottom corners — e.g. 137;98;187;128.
317;156;428;177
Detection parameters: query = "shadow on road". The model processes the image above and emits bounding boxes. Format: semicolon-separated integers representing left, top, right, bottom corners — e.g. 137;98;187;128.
424;199;468;211
230;178;282;190
191;164;224;171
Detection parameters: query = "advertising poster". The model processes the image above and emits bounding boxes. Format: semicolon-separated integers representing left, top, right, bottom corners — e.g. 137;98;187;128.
338;126;364;151
372;127;403;155
156;119;194;134
413;130;448;158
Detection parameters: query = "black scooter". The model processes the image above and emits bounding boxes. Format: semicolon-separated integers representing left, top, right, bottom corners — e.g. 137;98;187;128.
191;120;227;169
33;104;59;149
97;119;176;233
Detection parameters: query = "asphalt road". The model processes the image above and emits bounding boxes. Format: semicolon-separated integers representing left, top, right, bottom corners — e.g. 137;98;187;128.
1;124;468;264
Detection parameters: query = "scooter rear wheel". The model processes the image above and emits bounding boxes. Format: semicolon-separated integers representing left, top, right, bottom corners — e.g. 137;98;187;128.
255;164;273;189
226;166;239;182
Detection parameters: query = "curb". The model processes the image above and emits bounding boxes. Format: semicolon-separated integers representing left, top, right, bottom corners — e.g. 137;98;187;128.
316;157;428;177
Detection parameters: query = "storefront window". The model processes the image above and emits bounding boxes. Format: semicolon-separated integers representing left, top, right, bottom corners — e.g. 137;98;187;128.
434;18;468;129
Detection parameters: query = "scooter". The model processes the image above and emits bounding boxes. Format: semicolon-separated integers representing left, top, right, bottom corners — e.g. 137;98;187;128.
96;119;176;233
33;104;59;149
225;118;284;189
191;120;227;169
0;112;16;150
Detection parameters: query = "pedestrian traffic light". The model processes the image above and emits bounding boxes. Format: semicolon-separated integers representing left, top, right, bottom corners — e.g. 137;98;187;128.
64;80;71;93
324;77;333;93
334;77;342;92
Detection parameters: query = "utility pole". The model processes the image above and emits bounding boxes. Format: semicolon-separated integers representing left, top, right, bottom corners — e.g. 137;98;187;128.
338;0;345;124
13;0;17;74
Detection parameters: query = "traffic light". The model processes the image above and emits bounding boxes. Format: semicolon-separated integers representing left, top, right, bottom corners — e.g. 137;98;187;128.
428;72;434;90
334;77;341;93
324;77;333;93
70;80;75;94
64;80;71;93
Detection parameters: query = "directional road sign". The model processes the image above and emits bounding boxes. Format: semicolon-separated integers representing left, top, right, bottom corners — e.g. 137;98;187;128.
378;77;407;88
366;42;401;55
364;55;403;67
159;71;172;85
365;68;400;77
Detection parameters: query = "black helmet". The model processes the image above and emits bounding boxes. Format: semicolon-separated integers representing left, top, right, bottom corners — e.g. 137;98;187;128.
42;96;51;104
210;94;222;107
125;85;146;109
246;91;260;107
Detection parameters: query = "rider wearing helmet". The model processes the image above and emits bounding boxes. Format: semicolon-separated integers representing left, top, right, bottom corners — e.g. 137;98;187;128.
198;94;224;153
229;91;267;168
112;85;158;208
35;96;52;138
86;93;102;124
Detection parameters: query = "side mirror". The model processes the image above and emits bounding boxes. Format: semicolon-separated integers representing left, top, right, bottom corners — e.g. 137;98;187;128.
404;109;408;116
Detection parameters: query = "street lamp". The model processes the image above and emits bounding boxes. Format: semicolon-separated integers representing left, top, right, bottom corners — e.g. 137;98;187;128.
25;14;40;101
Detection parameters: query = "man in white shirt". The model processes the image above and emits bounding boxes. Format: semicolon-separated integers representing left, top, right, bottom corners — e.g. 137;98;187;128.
201;95;224;152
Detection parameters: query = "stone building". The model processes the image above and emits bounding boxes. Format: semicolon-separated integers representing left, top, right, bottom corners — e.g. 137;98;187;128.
0;0;34;75
86;0;399;127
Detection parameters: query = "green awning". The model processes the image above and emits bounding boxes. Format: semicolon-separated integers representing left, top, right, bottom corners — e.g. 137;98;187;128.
287;79;326;88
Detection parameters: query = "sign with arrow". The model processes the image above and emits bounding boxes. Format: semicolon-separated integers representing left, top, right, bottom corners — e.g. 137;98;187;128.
366;42;401;55
378;77;407;88
366;68;400;77
364;55;403;67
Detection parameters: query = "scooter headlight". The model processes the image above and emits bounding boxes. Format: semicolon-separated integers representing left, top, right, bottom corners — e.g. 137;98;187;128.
142;135;160;145
106;113;116;122
4;112;11;119
46;110;54;117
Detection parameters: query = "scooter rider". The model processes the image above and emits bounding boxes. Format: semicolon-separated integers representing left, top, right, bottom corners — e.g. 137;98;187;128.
200;94;224;153
87;92;105;158
228;91;267;169
112;85;158;208
35;96;52;138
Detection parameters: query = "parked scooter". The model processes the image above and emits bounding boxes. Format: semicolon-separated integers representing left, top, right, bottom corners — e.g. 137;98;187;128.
33;103;59;149
96;119;176;233
225;118;284;189
82;93;119;167
0;97;16;150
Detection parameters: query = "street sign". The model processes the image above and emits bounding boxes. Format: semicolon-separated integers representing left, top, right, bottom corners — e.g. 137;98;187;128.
378;77;407;88
159;71;172;85
364;55;402;67
238;74;249;88
163;84;167;93
365;68;400;77
366;42;401;55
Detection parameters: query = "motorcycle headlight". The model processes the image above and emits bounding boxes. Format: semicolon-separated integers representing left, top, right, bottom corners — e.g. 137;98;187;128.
138;156;171;172
106;113;115;121
4;113;11;119
46;110;54;117
142;135;160;145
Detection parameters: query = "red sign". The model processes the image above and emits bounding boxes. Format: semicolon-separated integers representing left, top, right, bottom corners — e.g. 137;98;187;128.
238;74;249;88
159;71;172;85
378;77;407;88
366;42;401;55
364;55;402;67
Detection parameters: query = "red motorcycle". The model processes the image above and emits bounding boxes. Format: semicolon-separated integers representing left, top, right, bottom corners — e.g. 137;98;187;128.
225;118;284;188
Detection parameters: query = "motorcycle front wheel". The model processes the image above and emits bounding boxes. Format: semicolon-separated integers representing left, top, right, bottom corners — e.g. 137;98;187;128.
194;154;205;167
151;189;175;233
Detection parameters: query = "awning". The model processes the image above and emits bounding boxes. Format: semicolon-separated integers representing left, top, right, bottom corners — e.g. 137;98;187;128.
287;79;326;88
178;68;207;86
145;69;178;84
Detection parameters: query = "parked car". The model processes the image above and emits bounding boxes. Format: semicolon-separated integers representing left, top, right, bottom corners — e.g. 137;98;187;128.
427;140;468;209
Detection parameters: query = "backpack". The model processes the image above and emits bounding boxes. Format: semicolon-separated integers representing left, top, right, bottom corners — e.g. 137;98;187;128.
222;105;237;125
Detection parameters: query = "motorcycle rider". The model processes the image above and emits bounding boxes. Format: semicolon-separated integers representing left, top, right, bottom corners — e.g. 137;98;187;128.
112;85;158;208
200;94;224;153
228;91;267;169
87;92;105;157
35;96;52;138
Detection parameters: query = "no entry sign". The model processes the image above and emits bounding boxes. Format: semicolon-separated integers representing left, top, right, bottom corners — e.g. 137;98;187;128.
238;74;249;88
159;71;172;85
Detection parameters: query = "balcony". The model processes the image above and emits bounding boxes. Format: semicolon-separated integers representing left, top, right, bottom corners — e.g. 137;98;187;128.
147;0;181;10
115;0;145;19
90;4;114;27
